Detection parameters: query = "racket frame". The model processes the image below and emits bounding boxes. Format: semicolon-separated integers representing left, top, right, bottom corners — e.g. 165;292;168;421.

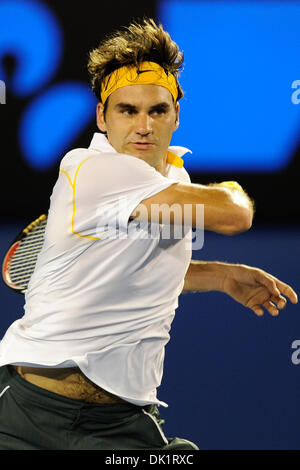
2;214;47;294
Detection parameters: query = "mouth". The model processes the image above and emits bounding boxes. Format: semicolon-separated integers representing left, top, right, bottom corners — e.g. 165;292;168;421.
129;142;155;150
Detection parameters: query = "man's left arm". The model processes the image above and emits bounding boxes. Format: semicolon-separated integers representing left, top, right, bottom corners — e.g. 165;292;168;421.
183;260;298;316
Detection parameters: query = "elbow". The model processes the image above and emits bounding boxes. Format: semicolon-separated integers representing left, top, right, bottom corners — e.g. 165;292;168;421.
223;206;253;235
244;208;254;231
233;212;253;234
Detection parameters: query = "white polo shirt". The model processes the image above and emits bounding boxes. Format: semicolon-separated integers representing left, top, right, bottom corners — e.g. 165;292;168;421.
0;133;192;407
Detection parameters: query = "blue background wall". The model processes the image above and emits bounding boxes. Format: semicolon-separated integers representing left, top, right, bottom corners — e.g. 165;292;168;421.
160;225;300;450
0;0;299;450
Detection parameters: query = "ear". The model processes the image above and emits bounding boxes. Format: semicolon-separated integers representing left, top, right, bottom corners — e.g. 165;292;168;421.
174;101;180;130
96;102;107;133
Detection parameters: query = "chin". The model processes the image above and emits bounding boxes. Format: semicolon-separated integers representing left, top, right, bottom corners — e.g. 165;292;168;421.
124;148;150;159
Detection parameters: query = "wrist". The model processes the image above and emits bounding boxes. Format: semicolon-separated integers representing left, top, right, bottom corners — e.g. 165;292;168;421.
185;260;232;292
218;181;244;192
207;261;234;292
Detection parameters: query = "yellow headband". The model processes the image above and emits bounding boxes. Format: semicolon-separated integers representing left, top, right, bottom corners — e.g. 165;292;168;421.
100;61;178;104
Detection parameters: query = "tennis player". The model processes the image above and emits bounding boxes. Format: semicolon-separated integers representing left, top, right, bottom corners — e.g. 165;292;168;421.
0;19;297;450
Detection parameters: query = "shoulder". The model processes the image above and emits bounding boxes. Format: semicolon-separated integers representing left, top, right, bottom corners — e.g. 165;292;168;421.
61;149;168;180
59;148;99;170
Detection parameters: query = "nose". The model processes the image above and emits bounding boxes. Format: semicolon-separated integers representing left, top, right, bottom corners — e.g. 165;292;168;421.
135;113;152;137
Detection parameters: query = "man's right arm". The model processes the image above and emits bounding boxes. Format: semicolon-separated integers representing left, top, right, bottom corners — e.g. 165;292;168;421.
131;181;254;235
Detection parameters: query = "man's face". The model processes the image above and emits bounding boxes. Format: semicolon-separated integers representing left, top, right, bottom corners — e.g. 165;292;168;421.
96;84;179;174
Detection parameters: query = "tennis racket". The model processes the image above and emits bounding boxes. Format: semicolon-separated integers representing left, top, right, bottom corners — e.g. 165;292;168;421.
2;214;47;294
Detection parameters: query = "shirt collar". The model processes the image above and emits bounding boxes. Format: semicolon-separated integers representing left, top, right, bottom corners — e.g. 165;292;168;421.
88;133;192;169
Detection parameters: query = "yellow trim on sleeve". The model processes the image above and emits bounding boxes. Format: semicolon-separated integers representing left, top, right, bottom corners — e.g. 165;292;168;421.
167;151;184;168
59;169;73;188
60;150;184;240
60;157;101;240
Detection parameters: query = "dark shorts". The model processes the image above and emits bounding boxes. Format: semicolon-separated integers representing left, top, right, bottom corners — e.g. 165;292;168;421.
0;365;199;450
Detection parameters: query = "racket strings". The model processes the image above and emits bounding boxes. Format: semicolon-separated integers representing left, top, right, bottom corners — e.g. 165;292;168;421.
11;242;45;261
8;222;47;288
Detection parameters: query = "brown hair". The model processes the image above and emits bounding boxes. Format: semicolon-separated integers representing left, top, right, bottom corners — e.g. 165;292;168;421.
87;18;184;104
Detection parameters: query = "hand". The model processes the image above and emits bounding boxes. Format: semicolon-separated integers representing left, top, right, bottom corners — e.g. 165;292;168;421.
221;264;298;316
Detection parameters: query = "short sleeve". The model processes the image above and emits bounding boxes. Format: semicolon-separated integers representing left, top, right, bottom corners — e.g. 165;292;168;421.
72;152;180;234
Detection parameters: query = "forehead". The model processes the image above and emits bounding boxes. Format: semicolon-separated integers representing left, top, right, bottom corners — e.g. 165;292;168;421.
108;84;174;107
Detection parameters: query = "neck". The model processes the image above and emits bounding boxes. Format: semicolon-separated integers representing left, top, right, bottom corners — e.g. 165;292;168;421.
143;153;168;176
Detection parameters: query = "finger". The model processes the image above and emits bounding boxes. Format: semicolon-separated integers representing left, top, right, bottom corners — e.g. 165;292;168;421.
274;280;298;304
251;305;264;317
255;270;298;304
262;300;279;316
254;271;281;297
270;295;287;310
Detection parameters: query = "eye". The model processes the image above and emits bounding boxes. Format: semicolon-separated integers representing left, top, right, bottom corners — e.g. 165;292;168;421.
121;108;136;115
150;108;167;115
